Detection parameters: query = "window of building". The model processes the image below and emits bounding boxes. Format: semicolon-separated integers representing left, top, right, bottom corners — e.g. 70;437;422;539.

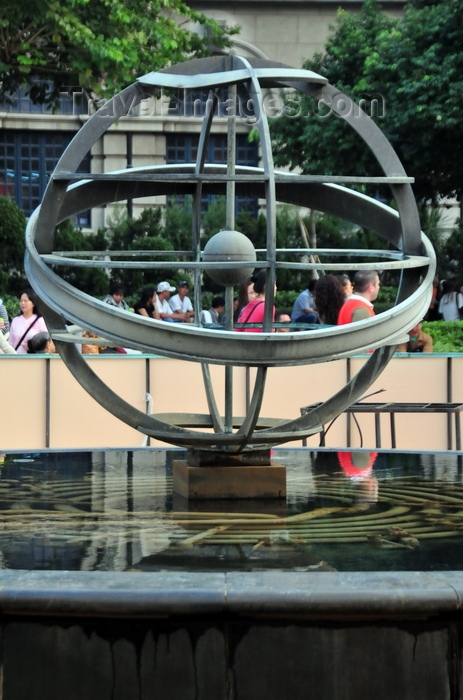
0;85;88;116
168;85;255;121
0;131;91;227
166;133;259;215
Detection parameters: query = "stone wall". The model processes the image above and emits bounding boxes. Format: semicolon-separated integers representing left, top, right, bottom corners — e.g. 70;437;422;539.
0;569;460;700
1;353;461;452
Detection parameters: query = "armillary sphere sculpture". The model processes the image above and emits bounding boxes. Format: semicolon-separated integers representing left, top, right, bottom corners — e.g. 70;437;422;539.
25;55;435;469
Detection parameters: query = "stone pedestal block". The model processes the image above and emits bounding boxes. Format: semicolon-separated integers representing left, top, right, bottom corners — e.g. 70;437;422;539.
172;460;286;500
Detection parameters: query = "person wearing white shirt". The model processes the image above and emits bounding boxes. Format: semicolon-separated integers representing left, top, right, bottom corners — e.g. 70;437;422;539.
155;282;189;322
438;279;463;321
169;281;194;321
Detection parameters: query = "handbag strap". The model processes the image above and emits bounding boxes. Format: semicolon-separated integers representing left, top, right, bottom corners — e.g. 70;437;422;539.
14;315;40;351
240;301;264;326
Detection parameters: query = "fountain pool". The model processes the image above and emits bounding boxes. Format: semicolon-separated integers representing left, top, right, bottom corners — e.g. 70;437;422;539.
1;447;462;700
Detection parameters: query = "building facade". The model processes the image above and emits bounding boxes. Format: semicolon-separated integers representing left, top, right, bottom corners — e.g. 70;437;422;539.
0;1;407;233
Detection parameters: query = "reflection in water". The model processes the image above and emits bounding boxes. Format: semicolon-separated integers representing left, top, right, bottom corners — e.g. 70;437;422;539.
1;448;463;573
337;451;379;504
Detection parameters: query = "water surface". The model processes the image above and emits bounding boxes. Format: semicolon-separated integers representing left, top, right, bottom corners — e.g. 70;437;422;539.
1;448;462;573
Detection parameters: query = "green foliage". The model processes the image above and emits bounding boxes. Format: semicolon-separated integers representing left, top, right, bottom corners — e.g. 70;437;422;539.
1;0;238;108
374;285;397;314
108;207;164;250
49;215;177;297
0;269;9;297
2;294;21;321
422;321;463;353
271;0;463;202
51;221;108;296
0;197;27;295
271;0;393;185
275;290;298;310
202;196;227;241
164;197;193;250
363;0;463;202
274;207;307;291
417;203;447;278
132;233;176;279
237;210;268;249
105;209;175;291
305;211;385;254
128;208;164;240
200;291;214;311
442;219;463;280
53;206;186;297
87;227;109;252
10;201;416;310
377;285;397;303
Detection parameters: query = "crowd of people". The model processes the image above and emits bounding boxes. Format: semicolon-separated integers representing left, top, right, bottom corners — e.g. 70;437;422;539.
1;270;460;355
0;280;227;355
230;268;438;356
231;269;379;333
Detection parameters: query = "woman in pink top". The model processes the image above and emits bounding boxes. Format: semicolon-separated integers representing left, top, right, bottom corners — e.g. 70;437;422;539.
236;271;275;333
8;288;48;354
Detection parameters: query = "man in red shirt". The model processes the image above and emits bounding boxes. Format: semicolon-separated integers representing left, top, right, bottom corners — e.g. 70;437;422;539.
337;270;380;325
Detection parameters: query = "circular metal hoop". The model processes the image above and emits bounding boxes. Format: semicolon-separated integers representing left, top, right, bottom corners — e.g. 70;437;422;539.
25;55;435;452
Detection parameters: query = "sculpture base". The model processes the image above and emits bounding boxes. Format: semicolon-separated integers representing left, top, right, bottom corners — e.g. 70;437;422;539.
186;448;272;467
172;459;286;500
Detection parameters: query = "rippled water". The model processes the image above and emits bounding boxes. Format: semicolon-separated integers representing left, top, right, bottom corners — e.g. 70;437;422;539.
0;448;462;572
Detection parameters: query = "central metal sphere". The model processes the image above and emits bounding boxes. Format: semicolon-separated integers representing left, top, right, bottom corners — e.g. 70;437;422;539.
203;230;256;286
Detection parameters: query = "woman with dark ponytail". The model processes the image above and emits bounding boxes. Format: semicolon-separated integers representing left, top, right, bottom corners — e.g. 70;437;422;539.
235;271;275;333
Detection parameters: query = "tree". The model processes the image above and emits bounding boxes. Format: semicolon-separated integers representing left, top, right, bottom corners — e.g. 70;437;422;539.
0;0;237;108
54;220;109;296
270;0;396;186
270;0;463;203
0;196;27;295
164;196;194;250
201;196;227;242
442;220;463;280
416;203;447;278
104;207;175;292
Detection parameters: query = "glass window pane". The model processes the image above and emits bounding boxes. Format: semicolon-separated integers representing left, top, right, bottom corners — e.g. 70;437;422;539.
0;130;91;225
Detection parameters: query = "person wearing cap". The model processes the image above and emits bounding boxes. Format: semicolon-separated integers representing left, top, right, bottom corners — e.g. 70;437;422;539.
169;281;195;321
155;282;189;322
